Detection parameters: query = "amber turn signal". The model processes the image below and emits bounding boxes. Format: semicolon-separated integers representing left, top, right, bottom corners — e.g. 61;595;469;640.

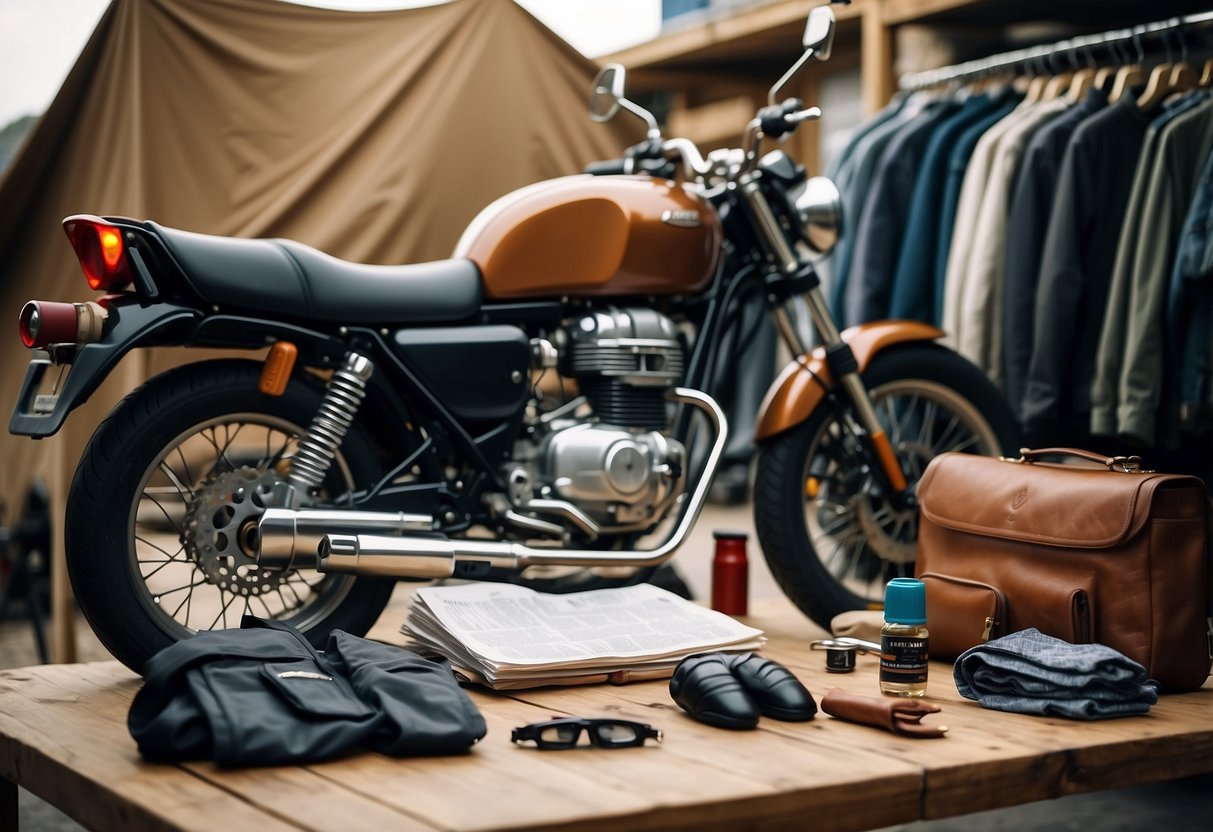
19;300;109;348
259;341;298;396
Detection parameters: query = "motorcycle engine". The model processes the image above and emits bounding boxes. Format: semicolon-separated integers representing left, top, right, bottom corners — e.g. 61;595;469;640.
533;308;686;531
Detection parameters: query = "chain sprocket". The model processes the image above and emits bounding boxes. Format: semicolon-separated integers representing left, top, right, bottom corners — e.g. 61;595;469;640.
184;466;287;596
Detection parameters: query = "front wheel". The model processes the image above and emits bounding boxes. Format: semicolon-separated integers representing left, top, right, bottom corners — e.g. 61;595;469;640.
66;360;396;672
753;344;1019;631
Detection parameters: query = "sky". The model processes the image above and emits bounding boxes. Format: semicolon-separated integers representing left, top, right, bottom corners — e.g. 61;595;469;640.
0;0;662;128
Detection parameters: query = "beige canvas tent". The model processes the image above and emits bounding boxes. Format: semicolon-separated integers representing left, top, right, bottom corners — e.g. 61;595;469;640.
0;0;634;656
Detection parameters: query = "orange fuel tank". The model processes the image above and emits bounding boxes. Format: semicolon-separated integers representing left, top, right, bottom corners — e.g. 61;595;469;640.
454;175;722;300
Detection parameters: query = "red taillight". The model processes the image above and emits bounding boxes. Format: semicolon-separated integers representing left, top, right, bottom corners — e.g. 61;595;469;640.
62;214;132;291
19;300;108;349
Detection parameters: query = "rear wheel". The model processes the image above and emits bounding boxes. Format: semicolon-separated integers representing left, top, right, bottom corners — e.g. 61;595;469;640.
753;344;1019;630
66;360;394;672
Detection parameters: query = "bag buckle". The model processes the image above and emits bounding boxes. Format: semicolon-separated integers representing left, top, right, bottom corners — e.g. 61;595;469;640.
1106;455;1149;473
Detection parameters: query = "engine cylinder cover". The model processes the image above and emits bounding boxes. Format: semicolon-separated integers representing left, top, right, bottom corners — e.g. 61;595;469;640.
565;308;683;388
541;423;683;526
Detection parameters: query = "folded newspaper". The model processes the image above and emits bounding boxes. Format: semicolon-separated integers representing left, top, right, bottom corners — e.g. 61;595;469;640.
402;582;766;689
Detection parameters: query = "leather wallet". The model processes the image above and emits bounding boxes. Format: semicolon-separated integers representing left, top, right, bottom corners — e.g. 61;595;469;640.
820;688;947;738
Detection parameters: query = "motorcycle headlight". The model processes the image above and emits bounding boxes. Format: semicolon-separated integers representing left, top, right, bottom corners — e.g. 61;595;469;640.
794;176;843;255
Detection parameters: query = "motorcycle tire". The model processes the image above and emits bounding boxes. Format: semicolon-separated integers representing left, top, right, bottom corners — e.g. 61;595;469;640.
66;359;395;673
753;343;1019;632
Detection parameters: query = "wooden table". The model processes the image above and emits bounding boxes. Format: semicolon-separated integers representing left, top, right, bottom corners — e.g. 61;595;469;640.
1;592;1210;832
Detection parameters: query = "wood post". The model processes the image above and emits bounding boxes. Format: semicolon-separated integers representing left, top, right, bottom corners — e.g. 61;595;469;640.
49;435;74;665
862;1;896;116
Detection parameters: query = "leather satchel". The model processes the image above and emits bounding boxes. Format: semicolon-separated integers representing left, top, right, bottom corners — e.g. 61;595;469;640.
915;448;1213;691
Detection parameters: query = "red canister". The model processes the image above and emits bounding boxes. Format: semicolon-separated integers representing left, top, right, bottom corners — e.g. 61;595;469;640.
711;530;749;615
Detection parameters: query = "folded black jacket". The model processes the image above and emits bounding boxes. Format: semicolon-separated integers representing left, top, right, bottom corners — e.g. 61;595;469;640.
128;616;486;767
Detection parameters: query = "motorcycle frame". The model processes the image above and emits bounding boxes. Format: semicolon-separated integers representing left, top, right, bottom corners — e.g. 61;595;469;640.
9;163;909;557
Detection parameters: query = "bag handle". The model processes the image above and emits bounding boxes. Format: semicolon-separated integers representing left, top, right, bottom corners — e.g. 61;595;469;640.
1002;447;1146;472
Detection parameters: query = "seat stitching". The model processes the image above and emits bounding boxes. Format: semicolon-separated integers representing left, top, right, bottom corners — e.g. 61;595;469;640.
273;242;314;317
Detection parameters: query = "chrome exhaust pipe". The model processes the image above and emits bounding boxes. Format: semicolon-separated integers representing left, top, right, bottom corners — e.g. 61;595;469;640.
258;508;433;571
320;534;524;579
317;387;727;580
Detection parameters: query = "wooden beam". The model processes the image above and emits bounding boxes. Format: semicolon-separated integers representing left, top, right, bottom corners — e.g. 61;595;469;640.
882;0;977;26
623;68;769;95
605;0;867;70
862;1;896;115
667;95;756;146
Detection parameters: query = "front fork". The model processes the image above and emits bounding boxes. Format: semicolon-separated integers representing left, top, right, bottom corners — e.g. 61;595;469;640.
787;288;909;495
739;175;908;497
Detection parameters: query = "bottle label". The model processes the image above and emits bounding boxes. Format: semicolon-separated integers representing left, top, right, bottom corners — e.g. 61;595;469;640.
880;634;928;684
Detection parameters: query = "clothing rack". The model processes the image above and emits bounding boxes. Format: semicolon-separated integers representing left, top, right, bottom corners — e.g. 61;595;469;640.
900;10;1213;91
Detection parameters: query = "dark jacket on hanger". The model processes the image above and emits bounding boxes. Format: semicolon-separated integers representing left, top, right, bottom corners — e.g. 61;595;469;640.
826;92;908;180
889;91;1011;323
1020;93;1156;441
932;98;1021;324
128;616;487;767
817;93;909;299
1169;147;1213;434
1002;86;1109;419
1094;95;1213;445
844;100;961;326
829;103;919;320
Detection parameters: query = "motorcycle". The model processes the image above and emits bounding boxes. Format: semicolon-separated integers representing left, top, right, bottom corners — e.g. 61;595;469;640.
9;4;1018;672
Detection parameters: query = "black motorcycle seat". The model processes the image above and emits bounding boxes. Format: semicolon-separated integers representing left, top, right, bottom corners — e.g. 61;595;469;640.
148;223;482;324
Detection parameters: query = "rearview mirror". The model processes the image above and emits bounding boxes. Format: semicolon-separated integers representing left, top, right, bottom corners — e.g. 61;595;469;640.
803;7;836;60
589;64;625;122
769;6;836;105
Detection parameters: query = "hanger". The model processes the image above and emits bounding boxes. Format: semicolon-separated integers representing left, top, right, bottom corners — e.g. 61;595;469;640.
1021;54;1048;104
1111;64;1145;102
1094;32;1129;90
1067;40;1098;102
1109;26;1147;103
1166;21;1198;94
1168;61;1199;93
1136;26;1174;108
1137;64;1175;109
1036;48;1071;101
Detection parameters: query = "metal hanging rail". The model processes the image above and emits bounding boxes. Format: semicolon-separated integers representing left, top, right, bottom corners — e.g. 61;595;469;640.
899;9;1213;91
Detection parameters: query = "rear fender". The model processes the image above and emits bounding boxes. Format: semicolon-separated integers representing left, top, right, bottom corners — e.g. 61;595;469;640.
754;321;945;442
10;299;202;437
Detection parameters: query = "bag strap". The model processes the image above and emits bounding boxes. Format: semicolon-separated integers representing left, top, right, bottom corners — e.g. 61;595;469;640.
1007;447;1148;473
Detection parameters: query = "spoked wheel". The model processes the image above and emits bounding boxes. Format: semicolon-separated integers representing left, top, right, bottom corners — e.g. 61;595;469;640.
67;360;394;672
754;344;1019;631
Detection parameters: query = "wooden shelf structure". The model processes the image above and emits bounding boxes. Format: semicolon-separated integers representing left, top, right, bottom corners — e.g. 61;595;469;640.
605;0;1213;168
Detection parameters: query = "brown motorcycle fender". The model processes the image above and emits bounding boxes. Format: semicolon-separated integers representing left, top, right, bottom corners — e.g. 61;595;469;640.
753;320;945;442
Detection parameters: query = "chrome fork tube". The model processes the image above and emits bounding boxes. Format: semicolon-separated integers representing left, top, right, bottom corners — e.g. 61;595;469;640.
741;176;905;493
801;286;885;436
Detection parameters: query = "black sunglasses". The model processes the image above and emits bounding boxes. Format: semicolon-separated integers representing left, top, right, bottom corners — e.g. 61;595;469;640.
511;717;663;750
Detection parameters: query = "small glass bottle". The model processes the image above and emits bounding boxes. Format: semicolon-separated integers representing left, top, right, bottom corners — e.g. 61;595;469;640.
880;578;929;697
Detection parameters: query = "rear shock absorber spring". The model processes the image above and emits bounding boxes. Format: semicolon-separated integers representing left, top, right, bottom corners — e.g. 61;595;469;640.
287;351;373;493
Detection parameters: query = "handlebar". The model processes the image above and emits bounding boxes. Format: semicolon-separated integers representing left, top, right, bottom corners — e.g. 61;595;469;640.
583;157;679;178
587;97;815;182
584;159;629;176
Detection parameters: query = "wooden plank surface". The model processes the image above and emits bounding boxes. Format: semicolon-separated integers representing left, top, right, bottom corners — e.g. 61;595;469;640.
3;593;1212;832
